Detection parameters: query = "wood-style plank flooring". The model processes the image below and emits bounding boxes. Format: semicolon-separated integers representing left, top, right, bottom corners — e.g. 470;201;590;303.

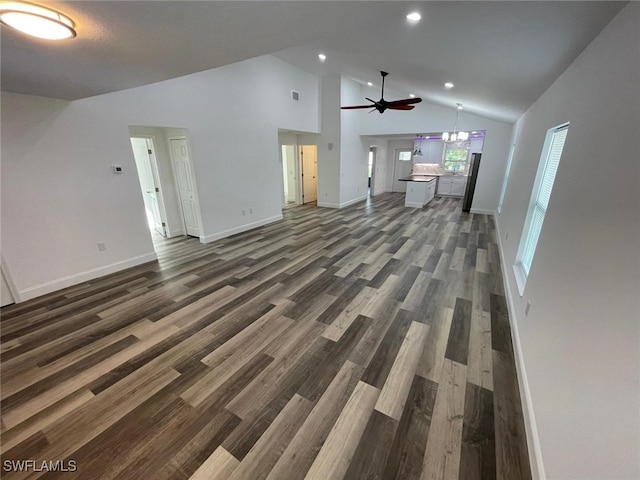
0;193;532;480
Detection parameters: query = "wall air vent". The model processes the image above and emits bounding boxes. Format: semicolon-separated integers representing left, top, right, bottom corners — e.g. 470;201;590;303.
291;90;300;101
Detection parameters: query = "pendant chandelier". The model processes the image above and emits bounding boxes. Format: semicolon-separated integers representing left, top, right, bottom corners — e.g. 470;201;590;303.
442;103;469;142
413;135;425;156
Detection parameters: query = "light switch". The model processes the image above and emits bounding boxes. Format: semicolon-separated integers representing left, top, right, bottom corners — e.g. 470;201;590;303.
111;165;123;174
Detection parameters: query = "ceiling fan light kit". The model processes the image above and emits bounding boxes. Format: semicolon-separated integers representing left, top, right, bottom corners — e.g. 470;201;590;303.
341;71;422;114
0;1;76;40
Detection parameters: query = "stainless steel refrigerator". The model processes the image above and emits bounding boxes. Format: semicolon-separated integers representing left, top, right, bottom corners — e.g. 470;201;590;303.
462;153;481;212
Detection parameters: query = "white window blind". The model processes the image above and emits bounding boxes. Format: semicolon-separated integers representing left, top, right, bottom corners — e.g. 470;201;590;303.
519;124;568;275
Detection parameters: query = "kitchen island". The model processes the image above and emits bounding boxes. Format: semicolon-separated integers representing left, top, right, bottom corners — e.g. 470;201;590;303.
398;175;437;208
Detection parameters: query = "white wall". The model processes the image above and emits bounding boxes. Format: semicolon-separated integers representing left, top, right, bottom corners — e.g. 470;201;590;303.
359;96;512;213
371;138;389;195
496;4;639;479
316;74;342;208
1;55;320;300
339;77;369;206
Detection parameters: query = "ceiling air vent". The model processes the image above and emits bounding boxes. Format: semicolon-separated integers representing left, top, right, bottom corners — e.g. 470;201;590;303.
291;90;300;101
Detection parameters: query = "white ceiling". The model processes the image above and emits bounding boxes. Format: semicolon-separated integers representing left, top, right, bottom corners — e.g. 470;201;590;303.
0;1;626;123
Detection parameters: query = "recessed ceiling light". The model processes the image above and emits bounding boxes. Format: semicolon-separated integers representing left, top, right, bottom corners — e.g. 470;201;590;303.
444;82;454;89
406;12;421;22
409;94;416;98
318;53;326;62
0;1;76;40
367;82;373;87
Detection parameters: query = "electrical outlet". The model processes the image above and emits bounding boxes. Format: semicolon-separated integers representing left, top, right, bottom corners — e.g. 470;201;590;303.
525;301;531;316
249;208;253;214
242;210;246;216
97;242;106;251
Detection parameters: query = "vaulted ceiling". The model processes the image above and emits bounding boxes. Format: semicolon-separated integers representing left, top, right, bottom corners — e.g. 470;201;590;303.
0;1;626;123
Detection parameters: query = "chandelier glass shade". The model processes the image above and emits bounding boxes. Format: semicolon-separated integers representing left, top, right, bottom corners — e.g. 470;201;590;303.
442;103;468;143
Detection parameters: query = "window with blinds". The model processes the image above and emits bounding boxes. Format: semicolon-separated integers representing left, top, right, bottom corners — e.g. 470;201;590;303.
514;123;569;293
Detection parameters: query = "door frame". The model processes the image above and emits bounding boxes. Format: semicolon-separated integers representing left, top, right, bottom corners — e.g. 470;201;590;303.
369;146;377;196
168;136;204;239
130;135;169;237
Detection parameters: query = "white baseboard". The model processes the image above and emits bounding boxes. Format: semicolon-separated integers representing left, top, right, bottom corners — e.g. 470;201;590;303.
470;208;496;215
339;195;367;208
316;201;340;208
200;214;283;244
17;252;158;302
404;202;424;208
494;215;546;480
317;195;368;209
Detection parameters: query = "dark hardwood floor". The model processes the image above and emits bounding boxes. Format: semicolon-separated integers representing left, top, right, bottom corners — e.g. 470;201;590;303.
0;193;532;480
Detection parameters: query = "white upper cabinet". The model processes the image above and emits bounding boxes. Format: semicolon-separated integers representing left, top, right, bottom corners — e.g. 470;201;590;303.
426;141;445;164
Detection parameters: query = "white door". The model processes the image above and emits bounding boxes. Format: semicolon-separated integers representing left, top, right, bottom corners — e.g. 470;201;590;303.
130;138;166;236
392;149;413;193
300;145;317;204
170;138;201;237
1;267;15;307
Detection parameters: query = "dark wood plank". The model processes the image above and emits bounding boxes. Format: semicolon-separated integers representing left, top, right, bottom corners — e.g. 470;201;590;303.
445;297;473;365
383;375;438;480
459;382;496;480
490;294;513;356
343;409;399;479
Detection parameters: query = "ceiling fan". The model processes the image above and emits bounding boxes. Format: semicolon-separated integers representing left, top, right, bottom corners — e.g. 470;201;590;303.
341;71;422;114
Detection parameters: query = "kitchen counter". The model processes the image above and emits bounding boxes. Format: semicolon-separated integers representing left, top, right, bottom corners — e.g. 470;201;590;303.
400;176;437;208
398;175;437;182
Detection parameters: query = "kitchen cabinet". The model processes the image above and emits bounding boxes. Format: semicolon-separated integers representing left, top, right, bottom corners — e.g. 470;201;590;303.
437;176;467;197
425;141;444;164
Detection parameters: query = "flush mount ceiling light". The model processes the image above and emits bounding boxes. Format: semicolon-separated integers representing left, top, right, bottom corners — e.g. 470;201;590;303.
409;93;416;98
367;82;373;87
318;53;326;62
406;12;421;22
0;1;76;40
442;103;469;143
444;82;454;89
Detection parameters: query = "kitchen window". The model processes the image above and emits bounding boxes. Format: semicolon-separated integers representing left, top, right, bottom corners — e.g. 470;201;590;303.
443;147;468;172
513;122;569;295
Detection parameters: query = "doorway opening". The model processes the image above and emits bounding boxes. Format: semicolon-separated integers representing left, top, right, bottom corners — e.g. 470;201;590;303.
368;147;376;196
130;137;168;240
300;145;318;205
169;137;201;238
129;126;203;247
281;145;297;206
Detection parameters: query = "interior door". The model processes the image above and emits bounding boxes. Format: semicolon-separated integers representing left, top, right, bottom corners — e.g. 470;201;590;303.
392;149;413;192
300;145;317;204
170;138;201;237
130;138;166;236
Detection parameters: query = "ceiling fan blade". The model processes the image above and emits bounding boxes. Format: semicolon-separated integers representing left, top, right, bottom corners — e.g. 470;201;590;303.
388;105;415;110
386;97;422;107
341;104;375;110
